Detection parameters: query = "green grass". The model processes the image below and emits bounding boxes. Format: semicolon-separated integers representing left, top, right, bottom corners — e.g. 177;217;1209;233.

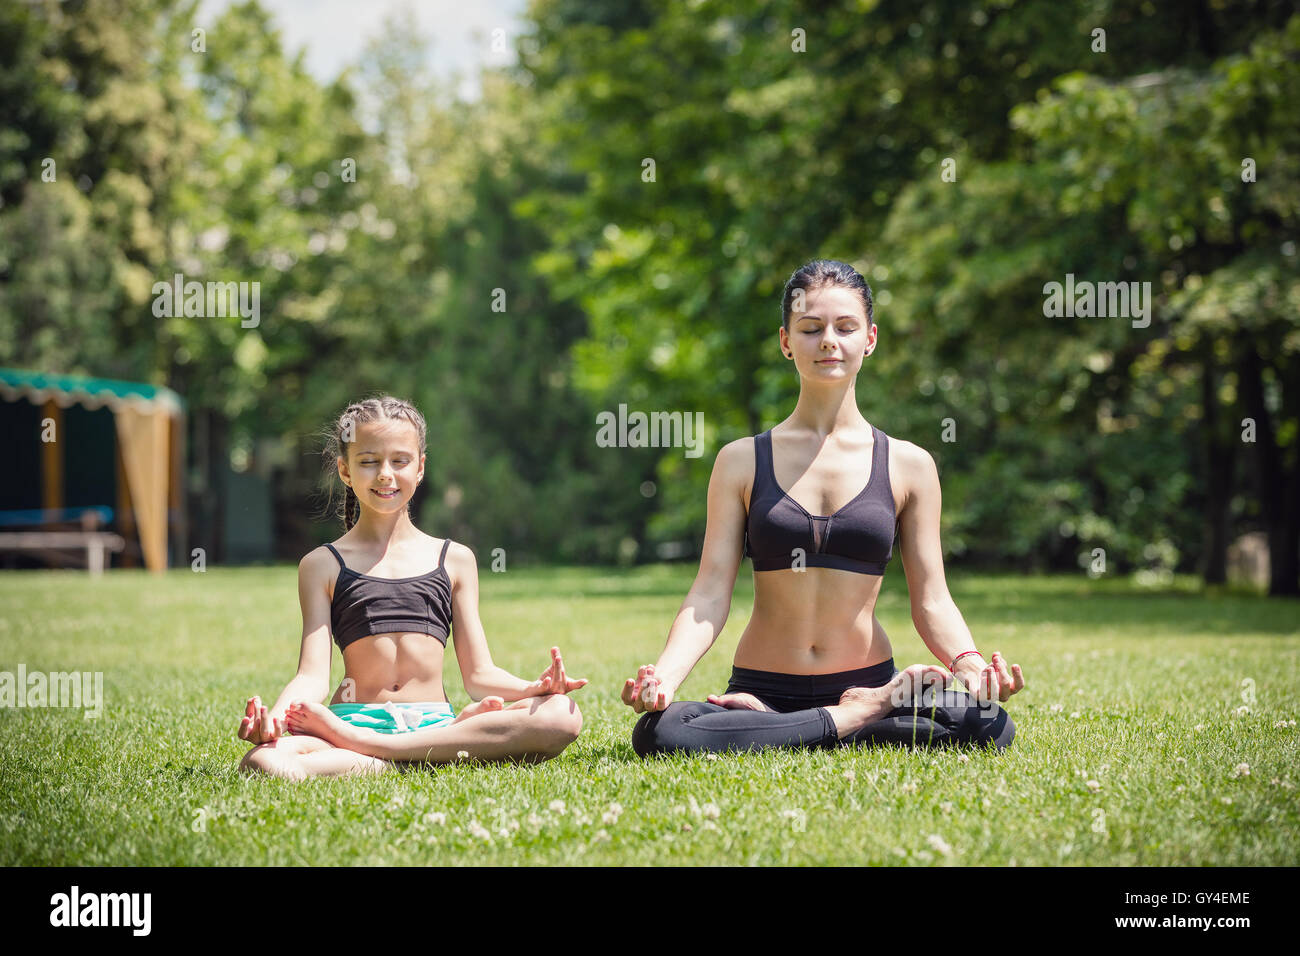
0;565;1297;865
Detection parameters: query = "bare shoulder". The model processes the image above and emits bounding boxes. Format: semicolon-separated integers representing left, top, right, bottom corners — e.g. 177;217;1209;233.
886;436;940;498
441;538;476;584
714;435;756;487
298;544;337;576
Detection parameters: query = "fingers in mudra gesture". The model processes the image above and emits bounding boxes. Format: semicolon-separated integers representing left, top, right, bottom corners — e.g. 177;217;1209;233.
621;663;673;713
535;646;588;696
972;651;1025;703
238;695;285;744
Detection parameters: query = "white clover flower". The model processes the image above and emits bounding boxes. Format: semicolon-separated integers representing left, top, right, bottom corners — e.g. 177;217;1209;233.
1193;723;1205;731
526;812;544;828
939;801;954;814
705;753;719;761
468;820;492;841
901;781;918;795
1070;711;1082;719
1221;796;1233;805
1086;779;1102;793
926;833;953;856
1234;705;1250;717
548;799;566;814
701;802;721;819
456;750;469;760
425;812;446;826
1174;756;1186;764
843;769;856;782
956;754;969;764
1231;762;1250;778
592;829;610;843
700;820;719;832
1050;703;1064;713
601;810;619;825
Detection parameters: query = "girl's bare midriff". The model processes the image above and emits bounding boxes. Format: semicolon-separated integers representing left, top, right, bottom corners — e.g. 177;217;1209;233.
332;633;449;704
734;569;892;674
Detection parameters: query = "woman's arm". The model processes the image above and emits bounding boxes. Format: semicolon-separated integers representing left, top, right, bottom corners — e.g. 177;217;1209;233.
622;438;750;712
447;543;582;701
238;548;334;743
895;440;1024;701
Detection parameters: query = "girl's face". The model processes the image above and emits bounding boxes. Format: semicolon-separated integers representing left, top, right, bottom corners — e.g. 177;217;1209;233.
779;284;876;380
338;418;425;517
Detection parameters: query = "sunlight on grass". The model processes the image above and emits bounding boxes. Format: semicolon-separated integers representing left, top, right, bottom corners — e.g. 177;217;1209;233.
1;565;1297;865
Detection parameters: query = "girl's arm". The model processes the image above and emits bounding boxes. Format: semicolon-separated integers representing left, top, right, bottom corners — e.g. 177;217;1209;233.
238;548;334;743
621;438;749;712
895;440;1024;701
446;542;573;702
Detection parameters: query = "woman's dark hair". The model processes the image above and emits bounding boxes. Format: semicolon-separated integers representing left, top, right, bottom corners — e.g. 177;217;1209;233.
320;395;428;530
780;258;874;331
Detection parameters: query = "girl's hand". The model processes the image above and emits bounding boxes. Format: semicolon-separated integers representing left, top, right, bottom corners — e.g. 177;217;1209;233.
621;664;675;714
529;646;589;697
237;696;287;745
967;651;1025;703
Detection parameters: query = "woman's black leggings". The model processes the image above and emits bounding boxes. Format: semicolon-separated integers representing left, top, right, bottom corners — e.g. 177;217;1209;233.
631;658;1015;756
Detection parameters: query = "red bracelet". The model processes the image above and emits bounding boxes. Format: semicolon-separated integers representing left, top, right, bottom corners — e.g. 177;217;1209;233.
950;650;983;671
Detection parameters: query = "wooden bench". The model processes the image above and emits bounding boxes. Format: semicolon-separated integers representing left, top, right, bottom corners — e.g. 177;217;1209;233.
0;508;126;575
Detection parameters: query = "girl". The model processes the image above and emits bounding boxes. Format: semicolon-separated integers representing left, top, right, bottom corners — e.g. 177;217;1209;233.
622;259;1025;755
238;395;585;779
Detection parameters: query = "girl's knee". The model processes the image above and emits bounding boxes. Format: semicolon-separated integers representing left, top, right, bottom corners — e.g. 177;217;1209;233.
238;744;304;781
529;694;583;754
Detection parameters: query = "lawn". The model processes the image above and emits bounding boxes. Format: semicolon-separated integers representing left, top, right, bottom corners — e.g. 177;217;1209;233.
0;564;1296;866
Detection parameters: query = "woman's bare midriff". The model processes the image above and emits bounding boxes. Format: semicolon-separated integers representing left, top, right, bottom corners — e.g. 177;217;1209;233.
331;632;450;704
733;568;892;674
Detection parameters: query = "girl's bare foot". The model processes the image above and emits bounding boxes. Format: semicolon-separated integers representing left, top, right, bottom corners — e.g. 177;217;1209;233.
285;700;360;748
452;696;505;723
706;692;773;712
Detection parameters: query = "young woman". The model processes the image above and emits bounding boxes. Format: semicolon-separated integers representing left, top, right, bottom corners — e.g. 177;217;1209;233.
623;259;1024;755
238;395;585;779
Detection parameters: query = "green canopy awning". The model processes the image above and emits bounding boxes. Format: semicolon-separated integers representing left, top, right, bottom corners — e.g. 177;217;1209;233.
1;366;184;572
0;368;184;417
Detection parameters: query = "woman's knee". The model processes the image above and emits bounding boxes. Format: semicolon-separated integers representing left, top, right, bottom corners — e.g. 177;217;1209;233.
962;701;1016;751
631;701;707;757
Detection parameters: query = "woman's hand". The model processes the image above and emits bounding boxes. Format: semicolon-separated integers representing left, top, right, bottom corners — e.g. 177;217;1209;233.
528;646;589;697
621;664;675;713
237;695;287;745
960;651;1025;703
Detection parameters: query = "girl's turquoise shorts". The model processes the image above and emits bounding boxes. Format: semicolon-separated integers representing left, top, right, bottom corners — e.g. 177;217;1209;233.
327;701;457;734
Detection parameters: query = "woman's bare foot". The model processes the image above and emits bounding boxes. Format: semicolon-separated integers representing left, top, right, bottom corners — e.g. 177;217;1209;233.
285;700;361;748
452;696;505;723
706;692;773;712
830;665;952;739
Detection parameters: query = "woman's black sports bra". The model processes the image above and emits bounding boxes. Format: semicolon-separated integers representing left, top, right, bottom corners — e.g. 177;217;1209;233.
744;425;897;575
324;539;453;650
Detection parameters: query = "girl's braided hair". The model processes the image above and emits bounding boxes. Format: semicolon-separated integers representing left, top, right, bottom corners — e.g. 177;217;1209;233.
321;395;428;530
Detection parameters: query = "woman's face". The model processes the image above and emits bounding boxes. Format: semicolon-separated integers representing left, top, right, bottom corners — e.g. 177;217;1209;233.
338;418;424;516
779;284;876;380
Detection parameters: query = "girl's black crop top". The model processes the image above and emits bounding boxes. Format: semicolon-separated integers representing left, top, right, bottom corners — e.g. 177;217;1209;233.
744;425;897;575
325;539;453;650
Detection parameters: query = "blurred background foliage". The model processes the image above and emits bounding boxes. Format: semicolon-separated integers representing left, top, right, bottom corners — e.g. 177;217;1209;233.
1;0;1296;593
